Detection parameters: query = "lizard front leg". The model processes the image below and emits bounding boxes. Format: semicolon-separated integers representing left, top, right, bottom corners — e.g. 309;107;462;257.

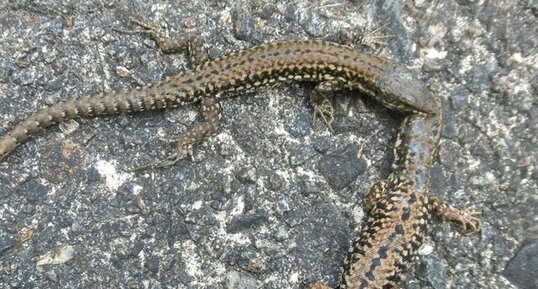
428;196;481;234
125;20;228;169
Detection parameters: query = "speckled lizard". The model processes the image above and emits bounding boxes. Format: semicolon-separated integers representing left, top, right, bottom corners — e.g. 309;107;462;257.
0;21;480;288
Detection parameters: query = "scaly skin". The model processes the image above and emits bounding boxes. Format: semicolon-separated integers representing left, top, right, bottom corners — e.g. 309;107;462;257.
0;39;427;161
0;30;481;288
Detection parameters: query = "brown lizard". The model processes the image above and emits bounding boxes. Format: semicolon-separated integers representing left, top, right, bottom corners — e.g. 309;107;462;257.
0;21;480;288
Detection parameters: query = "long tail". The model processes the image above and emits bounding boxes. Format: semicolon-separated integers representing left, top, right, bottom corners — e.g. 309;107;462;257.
0;87;175;160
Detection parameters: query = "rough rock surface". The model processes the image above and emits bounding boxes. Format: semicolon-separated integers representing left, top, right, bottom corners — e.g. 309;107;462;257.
0;1;536;288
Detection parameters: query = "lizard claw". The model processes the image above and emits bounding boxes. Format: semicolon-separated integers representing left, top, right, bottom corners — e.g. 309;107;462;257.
456;209;482;235
312;99;335;134
356;23;393;50
429;196;482;235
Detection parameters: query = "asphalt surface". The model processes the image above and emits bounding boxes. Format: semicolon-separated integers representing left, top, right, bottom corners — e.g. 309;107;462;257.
0;1;536;288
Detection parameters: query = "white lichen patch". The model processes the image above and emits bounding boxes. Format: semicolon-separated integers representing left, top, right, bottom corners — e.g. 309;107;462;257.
94;159;131;192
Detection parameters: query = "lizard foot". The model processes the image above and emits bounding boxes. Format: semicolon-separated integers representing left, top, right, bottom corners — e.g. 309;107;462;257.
312;97;335;134
429;196;482;235
336;23;392;53
449;208;482;235
125;18;208;65
356;23;393;51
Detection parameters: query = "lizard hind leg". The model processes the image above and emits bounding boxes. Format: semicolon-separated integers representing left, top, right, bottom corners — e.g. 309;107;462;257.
128;19;208;66
135;96;222;170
